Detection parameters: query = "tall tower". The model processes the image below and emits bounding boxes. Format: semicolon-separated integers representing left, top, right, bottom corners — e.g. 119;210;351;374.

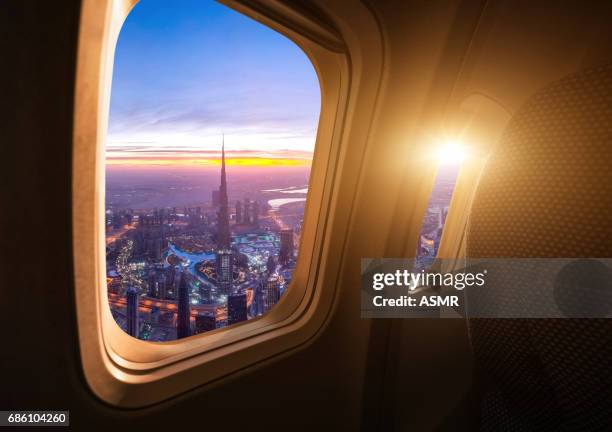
215;136;233;299
228;293;247;325
264;275;281;313
279;228;294;265
243;198;250;225
235;200;242;224
126;286;139;338
217;136;231;250
176;269;191;339
216;249;233;297
252;201;260;227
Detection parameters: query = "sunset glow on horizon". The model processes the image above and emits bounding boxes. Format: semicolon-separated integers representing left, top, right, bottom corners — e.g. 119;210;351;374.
107;0;319;168
106;156;313;168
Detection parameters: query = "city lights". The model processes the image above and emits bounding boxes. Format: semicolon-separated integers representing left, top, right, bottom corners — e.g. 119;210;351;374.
106;144;301;341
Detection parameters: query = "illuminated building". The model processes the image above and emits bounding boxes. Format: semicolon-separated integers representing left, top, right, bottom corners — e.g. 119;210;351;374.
112;211;122;229
215;138;233;298
243;198;250;224
176;270;191;339
252;201;259;227
279;228;294;265
228;293;247;325
266;255;277;274
199;283;212;304
216;249;233;297
172;266;181;299
126;286;139;338
216;138;231;250
147;270;157;297
153;238;162;261
264;275;281;313
158;273;167;300
187;206;203;227
235;200;242;224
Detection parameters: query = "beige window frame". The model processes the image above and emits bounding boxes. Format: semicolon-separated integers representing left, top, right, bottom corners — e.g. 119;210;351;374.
73;0;350;407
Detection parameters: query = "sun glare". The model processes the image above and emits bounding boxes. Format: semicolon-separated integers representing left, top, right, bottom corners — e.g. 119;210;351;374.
436;140;467;165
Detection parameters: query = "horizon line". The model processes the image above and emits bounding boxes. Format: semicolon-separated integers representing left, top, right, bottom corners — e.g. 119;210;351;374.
106;156;313;168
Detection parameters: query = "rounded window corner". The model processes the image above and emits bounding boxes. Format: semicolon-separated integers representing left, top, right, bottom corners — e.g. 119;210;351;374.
73;0;350;407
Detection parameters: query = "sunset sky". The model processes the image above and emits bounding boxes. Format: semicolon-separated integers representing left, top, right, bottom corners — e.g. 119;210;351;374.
107;0;320;168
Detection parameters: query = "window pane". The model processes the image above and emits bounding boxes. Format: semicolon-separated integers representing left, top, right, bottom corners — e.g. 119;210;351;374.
415;165;460;270
105;0;320;341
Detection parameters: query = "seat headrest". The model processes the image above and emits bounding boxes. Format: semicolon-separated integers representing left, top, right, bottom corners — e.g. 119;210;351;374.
467;63;612;258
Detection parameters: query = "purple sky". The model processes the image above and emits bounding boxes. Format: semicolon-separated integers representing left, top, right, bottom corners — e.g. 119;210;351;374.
107;0;320;167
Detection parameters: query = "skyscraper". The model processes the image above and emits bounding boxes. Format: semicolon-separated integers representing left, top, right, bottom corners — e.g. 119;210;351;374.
172;266;181;299
228;293;247;325
176;269;191;339
126;286;139;338
266;255;277;274
264;275;281;313
215;137;233;299
235;200;242;224
216;137;231;250
279;228;294;265
243;198;250;225
147;269;157;297
158;273;167;300
216;249;233;297
252;201;259;227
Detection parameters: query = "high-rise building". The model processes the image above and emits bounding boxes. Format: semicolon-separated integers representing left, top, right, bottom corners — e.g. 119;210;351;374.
243;198;250;225
147;269;157;297
176;269;191;339
172;266;181;299
266;255;277;274
235;200;242;224
126;286;139;338
216;137;231;250
158;273;167;299
279;228;294;265
112;211;122;229
153;238;163;261
228;293;247;325
254;282;266;316
199;283;212;304
194;312;216;334
252;201;260;227
216;249;233;297
187;206;203;227
264;275;281;313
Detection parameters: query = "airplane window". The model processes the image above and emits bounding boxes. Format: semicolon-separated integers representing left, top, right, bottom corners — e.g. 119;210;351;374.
414;156;461;270
105;0;320;341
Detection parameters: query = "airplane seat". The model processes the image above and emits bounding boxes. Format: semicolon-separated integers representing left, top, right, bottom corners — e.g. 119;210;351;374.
465;62;612;431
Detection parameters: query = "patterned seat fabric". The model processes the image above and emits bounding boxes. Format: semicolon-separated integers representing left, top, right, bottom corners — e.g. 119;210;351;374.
466;63;612;431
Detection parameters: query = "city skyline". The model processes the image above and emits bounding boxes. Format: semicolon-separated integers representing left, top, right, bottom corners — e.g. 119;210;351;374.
105;0;312;342
104;1;458;342
107;140;303;341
